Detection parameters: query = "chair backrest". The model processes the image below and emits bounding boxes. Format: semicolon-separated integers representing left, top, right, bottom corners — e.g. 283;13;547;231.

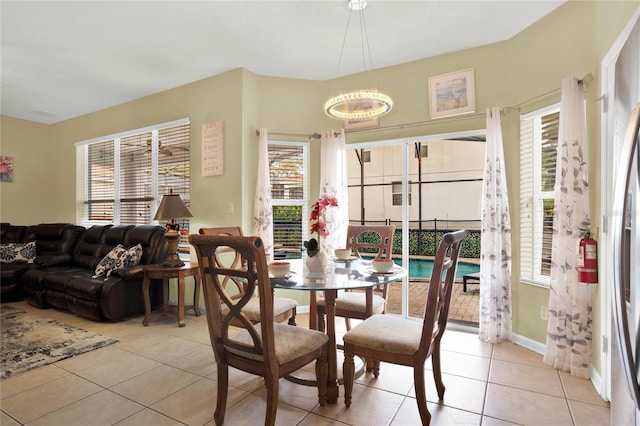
419;229;468;357
189;234;277;369
346;225;395;260
199;227;246;299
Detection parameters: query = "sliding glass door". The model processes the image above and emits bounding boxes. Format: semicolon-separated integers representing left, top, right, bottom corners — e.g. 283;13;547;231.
347;131;485;324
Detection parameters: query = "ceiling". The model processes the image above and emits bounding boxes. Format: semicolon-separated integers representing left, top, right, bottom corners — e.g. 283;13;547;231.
1;1;565;125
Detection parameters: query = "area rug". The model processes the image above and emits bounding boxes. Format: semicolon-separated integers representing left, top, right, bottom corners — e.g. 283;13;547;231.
1;305;118;380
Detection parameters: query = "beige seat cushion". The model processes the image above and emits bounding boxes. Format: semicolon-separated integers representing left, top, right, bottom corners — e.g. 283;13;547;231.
222;296;297;322
342;314;422;355
317;292;385;314
227;323;328;364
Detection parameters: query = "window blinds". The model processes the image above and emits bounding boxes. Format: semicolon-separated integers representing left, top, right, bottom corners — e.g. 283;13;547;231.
76;119;190;237
519;107;559;285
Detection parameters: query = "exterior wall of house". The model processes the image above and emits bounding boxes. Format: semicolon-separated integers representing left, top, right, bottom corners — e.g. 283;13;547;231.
0;2;637;357
346;140;485;223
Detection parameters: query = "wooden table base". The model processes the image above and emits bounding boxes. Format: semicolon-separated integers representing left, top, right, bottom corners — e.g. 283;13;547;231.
142;262;201;327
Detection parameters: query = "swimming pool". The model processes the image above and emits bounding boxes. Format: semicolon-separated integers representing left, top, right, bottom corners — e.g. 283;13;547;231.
392;258;479;279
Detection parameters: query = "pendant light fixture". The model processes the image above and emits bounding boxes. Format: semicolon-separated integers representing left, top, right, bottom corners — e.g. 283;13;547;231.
324;0;393;121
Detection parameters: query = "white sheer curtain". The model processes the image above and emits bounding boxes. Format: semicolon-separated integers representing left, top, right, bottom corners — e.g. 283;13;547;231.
479;107;513;343
543;77;592;378
319;129;349;256
253;128;274;256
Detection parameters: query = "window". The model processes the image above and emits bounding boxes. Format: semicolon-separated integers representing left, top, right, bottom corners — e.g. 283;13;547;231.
520;105;559;286
392;181;411;206
268;142;308;257
76;118;191;254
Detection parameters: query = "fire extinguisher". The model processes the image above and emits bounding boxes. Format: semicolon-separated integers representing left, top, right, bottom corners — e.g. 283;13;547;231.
578;232;598;284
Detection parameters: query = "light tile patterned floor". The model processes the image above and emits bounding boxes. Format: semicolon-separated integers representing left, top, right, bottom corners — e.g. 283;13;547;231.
1;301;609;425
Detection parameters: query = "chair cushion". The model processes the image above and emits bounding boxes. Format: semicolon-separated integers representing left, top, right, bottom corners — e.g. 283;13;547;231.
222;296;297;323
227;323;328;365
317;292;385;314
342;314;423;355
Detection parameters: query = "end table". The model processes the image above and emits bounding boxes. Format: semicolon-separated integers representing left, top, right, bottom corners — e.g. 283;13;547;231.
142;261;201;327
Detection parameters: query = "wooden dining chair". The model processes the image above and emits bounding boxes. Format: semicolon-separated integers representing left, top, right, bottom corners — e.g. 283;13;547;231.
316;225;395;332
342;229;468;425
189;234;329;426
199;227;297;325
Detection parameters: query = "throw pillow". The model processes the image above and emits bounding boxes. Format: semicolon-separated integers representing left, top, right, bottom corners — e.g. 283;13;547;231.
0;241;36;263
93;245;126;278
114;243;143;271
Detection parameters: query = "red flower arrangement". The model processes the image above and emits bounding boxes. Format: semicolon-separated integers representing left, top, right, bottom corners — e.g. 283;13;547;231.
305;196;338;257
310;196;338;237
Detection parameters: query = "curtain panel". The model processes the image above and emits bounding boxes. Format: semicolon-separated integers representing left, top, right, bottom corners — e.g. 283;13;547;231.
479;107;513;343
253;128;274;256
319;129;349;256
543;77;592;378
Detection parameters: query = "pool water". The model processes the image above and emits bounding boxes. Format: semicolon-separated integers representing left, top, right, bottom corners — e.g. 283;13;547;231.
392;258;479;279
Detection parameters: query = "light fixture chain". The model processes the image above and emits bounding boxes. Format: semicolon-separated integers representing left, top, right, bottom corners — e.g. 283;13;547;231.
361;6;374;71
334;9;354;78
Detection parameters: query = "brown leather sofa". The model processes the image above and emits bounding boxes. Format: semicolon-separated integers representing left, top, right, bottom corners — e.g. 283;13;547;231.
1;223;169;322
1;223;84;302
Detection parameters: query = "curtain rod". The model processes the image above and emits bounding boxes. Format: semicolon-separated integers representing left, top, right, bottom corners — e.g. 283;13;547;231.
503;73;593;113
256;130;321;139
344;111;487;135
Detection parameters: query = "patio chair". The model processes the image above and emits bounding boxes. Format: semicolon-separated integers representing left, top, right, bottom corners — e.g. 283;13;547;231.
189;234;329;426
316;225;395;332
342;229;468;425
199;227;297;326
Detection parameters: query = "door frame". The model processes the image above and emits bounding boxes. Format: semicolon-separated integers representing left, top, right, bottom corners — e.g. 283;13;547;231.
347;128;486;321
599;6;640;401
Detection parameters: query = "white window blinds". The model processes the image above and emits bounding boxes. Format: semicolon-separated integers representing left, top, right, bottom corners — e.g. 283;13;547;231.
520;105;559;286
268;142;308;254
76;119;190;245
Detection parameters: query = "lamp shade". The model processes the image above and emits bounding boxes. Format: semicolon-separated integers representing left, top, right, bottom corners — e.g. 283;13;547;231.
154;194;192;221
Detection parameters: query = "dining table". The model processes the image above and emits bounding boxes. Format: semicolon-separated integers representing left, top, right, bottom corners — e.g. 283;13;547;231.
270;256;407;403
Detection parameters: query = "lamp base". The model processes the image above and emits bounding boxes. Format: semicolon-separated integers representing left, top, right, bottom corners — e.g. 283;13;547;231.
162;229;185;268
162;255;185;268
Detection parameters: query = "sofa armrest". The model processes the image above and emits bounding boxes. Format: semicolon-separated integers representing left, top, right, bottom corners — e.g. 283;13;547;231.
35;253;73;267
111;264;145;281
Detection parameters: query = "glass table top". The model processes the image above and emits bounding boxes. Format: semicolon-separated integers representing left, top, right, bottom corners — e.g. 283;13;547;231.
269;257;406;291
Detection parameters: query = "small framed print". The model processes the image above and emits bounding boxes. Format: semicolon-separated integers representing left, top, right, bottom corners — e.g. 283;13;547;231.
0;156;13;182
343;115;379;131
342;88;381;131
428;68;476;119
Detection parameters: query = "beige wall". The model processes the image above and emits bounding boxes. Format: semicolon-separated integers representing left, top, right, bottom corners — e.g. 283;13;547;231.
0;1;637;351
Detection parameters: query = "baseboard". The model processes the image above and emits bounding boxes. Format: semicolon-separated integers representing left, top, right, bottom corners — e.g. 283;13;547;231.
512;332;546;355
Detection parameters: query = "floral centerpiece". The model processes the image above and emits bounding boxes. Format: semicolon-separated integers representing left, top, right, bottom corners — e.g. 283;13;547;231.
304;195;338;257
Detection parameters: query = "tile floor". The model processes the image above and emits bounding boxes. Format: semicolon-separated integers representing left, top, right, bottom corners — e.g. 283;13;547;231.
1;301;610;425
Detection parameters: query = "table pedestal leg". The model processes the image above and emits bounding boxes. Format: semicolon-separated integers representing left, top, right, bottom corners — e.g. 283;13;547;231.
309;291;318;330
324;289;339;403
177;274;185;327
142;277;151;326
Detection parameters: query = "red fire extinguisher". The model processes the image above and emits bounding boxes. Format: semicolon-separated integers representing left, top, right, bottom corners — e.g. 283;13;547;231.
578;232;598;284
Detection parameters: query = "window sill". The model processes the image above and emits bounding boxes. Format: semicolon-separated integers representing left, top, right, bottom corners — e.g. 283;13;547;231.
519;277;550;289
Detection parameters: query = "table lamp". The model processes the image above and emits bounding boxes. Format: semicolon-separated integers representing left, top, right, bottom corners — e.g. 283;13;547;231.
154;190;193;267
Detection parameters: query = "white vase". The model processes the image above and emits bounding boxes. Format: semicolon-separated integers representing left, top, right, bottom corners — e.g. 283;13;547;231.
305;251;327;273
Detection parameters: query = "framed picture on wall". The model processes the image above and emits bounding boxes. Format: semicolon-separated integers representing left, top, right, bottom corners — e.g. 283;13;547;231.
0;156;13;182
428;68;475;119
342;88;381;131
